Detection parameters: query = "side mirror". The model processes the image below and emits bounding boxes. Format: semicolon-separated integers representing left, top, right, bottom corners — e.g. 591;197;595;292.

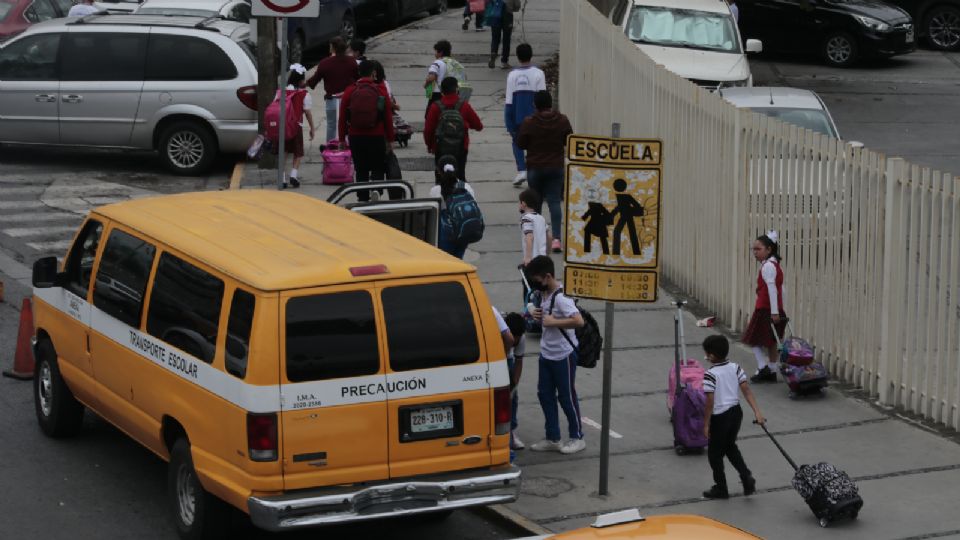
847;140;865;149
32;256;60;289
745;39;763;53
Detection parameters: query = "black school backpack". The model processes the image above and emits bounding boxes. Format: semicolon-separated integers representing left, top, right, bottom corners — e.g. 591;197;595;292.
549;289;603;368
435;99;467;159
445;181;484;244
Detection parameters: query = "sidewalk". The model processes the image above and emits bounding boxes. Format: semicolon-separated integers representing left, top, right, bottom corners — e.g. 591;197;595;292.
242;3;960;538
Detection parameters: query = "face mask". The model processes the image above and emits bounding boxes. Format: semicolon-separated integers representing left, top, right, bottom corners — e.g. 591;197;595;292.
530;280;549;292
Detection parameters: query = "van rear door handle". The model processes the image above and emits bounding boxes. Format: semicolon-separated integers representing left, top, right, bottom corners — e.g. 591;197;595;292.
62;94;83;104
34;94;57;103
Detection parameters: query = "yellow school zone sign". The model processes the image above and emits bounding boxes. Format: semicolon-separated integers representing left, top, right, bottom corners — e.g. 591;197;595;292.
564;136;662;302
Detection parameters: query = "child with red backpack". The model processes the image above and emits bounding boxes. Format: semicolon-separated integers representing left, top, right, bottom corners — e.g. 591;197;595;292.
265;64;315;189
338;60;394;202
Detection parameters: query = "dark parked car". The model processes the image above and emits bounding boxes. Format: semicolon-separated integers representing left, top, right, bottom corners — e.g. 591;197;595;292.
738;0;916;66
0;0;74;42
353;0;448;30
286;0;355;63
885;0;960;49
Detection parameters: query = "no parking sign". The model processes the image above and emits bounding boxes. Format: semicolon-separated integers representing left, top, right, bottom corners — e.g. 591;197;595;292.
252;0;319;17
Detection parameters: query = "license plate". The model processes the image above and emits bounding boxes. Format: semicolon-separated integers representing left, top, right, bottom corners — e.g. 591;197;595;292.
410;406;455;433
906;30;914;43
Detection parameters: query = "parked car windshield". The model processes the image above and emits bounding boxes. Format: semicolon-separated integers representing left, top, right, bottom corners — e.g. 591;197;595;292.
0;1;15;23
626;5;741;53
137;8;218;17
757;108;838;138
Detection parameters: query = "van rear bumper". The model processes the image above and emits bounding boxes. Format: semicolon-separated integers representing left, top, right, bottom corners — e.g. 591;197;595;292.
247;464;521;531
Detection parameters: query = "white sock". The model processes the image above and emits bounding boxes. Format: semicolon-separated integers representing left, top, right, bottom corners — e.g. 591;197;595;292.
753;346;768;372
290;168;299;179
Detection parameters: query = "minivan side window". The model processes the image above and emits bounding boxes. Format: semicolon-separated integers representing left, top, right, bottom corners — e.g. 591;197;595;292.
23;0;57;23
60;33;147;81
382;282;480;372
92;230;156;328
225;289;255;378
147;253;225;364
145;35;238;81
0;33;61;81
63;219;104;299
286;291;379;382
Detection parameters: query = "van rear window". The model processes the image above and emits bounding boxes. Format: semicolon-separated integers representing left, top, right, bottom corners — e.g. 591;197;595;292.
286;291;380;382
382;282;480;372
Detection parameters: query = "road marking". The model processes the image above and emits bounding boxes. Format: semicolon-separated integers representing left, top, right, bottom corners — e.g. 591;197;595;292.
230;161;245;190
0;185;46;196
4;226;80;238
581;416;623;439
0;201;44;210
0;213;81;223
26;239;73;253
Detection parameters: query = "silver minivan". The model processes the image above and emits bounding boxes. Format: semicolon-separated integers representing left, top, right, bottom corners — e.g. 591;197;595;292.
0;14;258;175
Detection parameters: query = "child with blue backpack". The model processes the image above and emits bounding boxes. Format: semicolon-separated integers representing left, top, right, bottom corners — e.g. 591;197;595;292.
433;159;480;259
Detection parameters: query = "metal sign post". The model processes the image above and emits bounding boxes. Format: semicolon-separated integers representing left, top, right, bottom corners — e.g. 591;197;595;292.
277;17;286;189
563;127;663;496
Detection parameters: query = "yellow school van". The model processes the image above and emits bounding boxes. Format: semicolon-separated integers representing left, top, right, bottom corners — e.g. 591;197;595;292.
29;190;519;538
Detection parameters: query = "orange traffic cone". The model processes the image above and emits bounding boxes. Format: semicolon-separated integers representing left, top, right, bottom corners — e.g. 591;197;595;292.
3;298;35;380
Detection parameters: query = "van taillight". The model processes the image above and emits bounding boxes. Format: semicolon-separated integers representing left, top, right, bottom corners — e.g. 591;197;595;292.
237;85;258;111
494;386;511;435
246;413;278;462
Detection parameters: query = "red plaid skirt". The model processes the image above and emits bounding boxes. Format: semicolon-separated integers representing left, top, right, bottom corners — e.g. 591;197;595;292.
742;308;787;348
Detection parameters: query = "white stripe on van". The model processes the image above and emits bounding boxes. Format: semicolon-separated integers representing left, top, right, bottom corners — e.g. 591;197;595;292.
35;286;510;413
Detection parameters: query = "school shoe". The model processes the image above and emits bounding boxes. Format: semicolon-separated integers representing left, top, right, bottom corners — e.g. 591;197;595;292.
476;26;486;31
510;433;525;450
560;438;586;454
702;485;730;499
501;60;512;69
742;475;757;496
289;177;301;189
530;439;563;452
750;366;777;383
512;171;527;187
489;54;496;69
462;17;470;30
551;239;562;253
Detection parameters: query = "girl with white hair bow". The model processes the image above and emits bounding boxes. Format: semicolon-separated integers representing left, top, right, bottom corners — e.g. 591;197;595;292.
741;230;786;383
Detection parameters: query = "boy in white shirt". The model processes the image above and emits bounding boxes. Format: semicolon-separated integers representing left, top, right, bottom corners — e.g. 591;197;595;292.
519;189;549;303
527;256;586;455
702;335;765;499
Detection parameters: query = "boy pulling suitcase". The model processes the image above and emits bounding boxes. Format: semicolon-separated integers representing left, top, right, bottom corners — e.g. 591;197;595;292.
701;335;765;499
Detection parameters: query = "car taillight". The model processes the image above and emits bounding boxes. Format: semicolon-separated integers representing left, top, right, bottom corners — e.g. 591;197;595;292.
237;85;258;111
494;386;511;435
246;412;278;462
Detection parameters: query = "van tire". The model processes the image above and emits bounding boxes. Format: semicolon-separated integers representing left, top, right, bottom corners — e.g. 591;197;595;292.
158;120;217;176
34;340;85;438
168;438;230;540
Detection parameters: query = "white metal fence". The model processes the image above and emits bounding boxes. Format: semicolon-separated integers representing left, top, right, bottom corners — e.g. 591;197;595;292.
560;0;960;429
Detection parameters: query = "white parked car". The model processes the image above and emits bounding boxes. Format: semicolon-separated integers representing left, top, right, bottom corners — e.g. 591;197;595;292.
719;87;861;145
136;0;251;22
609;0;762;89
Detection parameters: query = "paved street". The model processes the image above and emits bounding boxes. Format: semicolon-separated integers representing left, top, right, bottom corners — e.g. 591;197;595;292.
2;0;960;539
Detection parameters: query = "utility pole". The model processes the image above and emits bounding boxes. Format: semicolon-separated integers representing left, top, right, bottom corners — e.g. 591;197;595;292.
256;16;278;169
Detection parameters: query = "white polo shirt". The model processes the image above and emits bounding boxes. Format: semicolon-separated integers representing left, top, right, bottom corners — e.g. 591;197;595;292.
703;361;747;414
538;285;579;361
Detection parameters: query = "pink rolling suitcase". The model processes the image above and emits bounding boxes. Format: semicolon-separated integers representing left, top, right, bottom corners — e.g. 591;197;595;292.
669;300;708;455
667;300;705;415
321;139;354;185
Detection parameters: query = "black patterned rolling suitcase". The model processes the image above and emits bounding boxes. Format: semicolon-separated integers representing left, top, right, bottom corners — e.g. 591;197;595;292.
759;423;863;527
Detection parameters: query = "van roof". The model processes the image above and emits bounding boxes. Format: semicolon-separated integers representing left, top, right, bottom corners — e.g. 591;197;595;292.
93;191;474;291
29;14;250;40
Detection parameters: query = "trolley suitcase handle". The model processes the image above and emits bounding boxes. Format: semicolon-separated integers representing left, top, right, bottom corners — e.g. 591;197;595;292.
769;317;793;349
755;421;799;472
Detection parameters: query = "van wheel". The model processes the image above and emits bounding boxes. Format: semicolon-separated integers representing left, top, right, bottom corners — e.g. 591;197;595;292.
925;5;960;50
158;120;216;176
430;0;448;15
34;340;84;438
340;13;356;41
289;32;305;64
822;32;858;67
168;438;230;540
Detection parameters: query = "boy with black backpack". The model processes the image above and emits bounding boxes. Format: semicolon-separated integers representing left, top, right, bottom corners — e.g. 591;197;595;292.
527;255;587;455
424;77;483;182
339;60;394;202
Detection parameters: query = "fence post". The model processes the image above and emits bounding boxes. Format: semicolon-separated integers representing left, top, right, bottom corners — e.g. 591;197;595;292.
729;110;742;328
879;157;901;405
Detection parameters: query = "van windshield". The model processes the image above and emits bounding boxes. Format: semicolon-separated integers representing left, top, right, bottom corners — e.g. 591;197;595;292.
626;5;741;53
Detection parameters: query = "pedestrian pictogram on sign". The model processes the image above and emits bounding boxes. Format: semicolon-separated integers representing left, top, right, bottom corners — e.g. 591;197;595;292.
564;135;662;302
252;0;319;17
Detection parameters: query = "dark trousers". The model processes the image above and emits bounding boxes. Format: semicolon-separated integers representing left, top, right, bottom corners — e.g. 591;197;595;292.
489;11;514;63
527;168;565;239
463;4;484;28
707;405;752;490
349;135;386;202
434;149;468;182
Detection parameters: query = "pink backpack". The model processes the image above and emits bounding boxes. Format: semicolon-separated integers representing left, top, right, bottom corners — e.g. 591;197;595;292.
667;358;706;414
322;139;354;185
264;89;306;143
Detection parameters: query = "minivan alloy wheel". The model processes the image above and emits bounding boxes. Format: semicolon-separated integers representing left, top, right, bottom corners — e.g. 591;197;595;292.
341;15;356;41
167;131;205;170
928;7;960;49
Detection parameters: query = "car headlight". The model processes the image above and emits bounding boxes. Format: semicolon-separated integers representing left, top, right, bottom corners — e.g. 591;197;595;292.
854;14;890;32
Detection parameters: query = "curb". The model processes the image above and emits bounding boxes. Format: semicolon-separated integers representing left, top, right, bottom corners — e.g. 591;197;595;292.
472;504;552;536
229;160;245;190
365;6;454;49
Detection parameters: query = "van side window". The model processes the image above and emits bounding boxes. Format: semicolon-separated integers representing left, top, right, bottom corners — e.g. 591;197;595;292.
286;291;379;382
63;219;103;299
383;282;480;372
146;253;225;364
225;289;255;379
60;33;147;82
145;35;238;81
92;230;156;328
0;33;61;81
